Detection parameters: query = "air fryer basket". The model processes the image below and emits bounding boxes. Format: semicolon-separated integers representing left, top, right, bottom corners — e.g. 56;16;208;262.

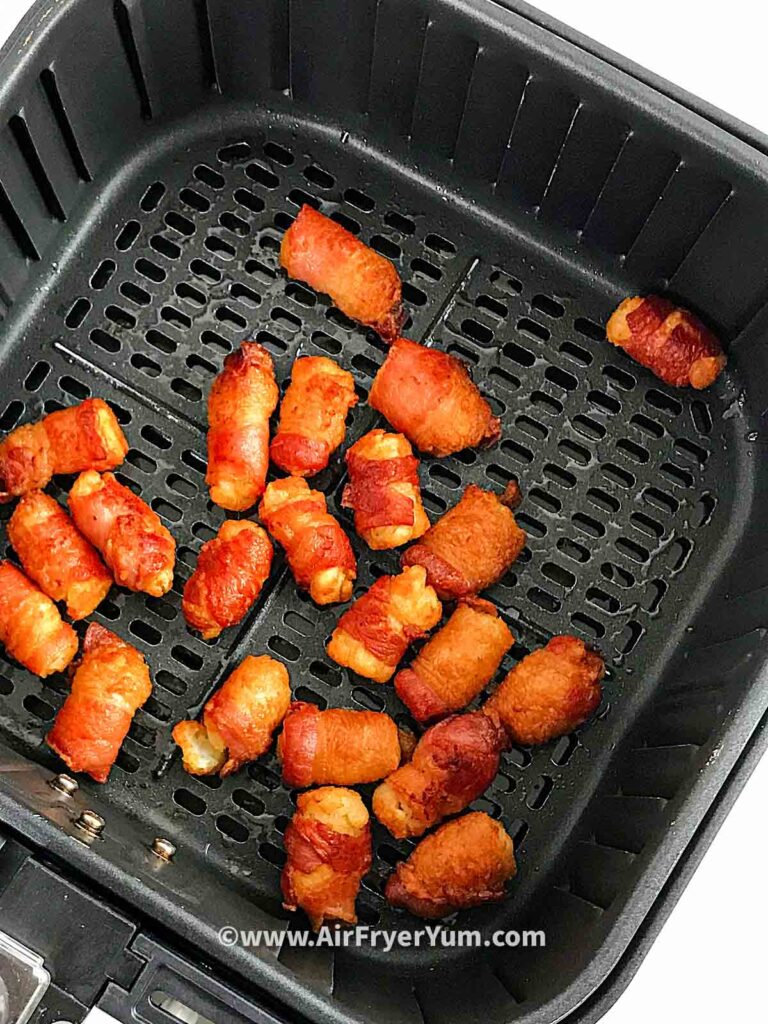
0;1;767;1023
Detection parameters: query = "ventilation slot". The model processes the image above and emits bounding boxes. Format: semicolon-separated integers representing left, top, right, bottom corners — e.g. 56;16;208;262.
39;68;91;182
9;115;65;221
113;0;153;120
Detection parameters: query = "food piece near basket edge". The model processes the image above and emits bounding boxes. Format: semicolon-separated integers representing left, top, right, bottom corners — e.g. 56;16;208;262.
0;398;128;503
369;337;500;456
270;356;358;477
282;786;372;930
206;341;279;511
278;701;401;787
47;623;152;783
259;478;356;604
395;597;514;723
385;811;516;919
373;711;504;839
0;561;78;677
280;204;403;341
484;635;604;745
606;295;726;389
173;655;290;776
402;482;525;600
342;429;430;550
182;520;273;639
326;565;442;682
8;491;112;620
69;471;176;597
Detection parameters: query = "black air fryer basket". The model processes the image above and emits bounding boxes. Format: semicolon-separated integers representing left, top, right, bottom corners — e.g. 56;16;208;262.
0;1;767;1022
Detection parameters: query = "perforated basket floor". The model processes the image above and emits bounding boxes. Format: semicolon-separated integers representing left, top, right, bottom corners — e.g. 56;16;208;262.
0;119;738;933
0;2;767;1022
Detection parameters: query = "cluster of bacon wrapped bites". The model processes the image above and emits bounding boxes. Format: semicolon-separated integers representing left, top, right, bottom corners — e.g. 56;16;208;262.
0;200;721;932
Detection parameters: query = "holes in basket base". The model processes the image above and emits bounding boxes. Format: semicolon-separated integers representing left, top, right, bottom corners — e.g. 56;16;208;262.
268;636;300;662
23;694;55;722
140;181;166;212
115;220;140;250
156;669;187;696
166;211;195;237
135;257;166;283
246;162;280;189
216;814;249;843
232;789;266;819
172;645;203;671
617;620;645;656
526;775;554;810
0;400;23;430
24;360;51;392
218;141;252;164
259;842;286;869
174;788;206;815
171;378;202;403
65;297;91;328
91;259;117;289
309;660;341;688
551;734;578;767
140;426;171;451
543;460;576;490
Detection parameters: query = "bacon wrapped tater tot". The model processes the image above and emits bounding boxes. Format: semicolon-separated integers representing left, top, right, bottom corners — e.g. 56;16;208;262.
0;561;78;677
282;787;372;930
484;635;604;746
259;478;355;605
372;712;503;839
280;205;403;341
182;521;273;640
402;483;525;600
270;356;357;477
395;598;514;723
341;429;429;550
46;623;152;783
172;655;290;776
278;701;401;787
326;565;441;683
8;491;112;620
369;338;500;456
0;398;128;503
606;295;726;389
385;812;516;919
206;341;278;511
68;471;175;597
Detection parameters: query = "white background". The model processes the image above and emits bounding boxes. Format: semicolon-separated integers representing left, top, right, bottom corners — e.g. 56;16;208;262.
0;2;765;1023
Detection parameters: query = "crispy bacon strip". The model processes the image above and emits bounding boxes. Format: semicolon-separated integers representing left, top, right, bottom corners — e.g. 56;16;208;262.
282;787;372;930
182;521;273;639
395;598;514;723
326;565;441;682
206;342;279;511
484;635;604;745
385;812;516;919
606;295;726;389
259;478;355;605
278;701;401;787
8;491;112;620
369;338;500;456
173;655;290;776
372;711;504;839
68;471;175;597
342;429;429;550
402;483;525;600
270;356;357;477
47;623;152;783
0;561;78;677
0;398;128;502
280;205;403;340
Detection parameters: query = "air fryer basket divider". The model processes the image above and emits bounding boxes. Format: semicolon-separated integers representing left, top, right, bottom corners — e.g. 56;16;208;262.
0;2;766;1023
